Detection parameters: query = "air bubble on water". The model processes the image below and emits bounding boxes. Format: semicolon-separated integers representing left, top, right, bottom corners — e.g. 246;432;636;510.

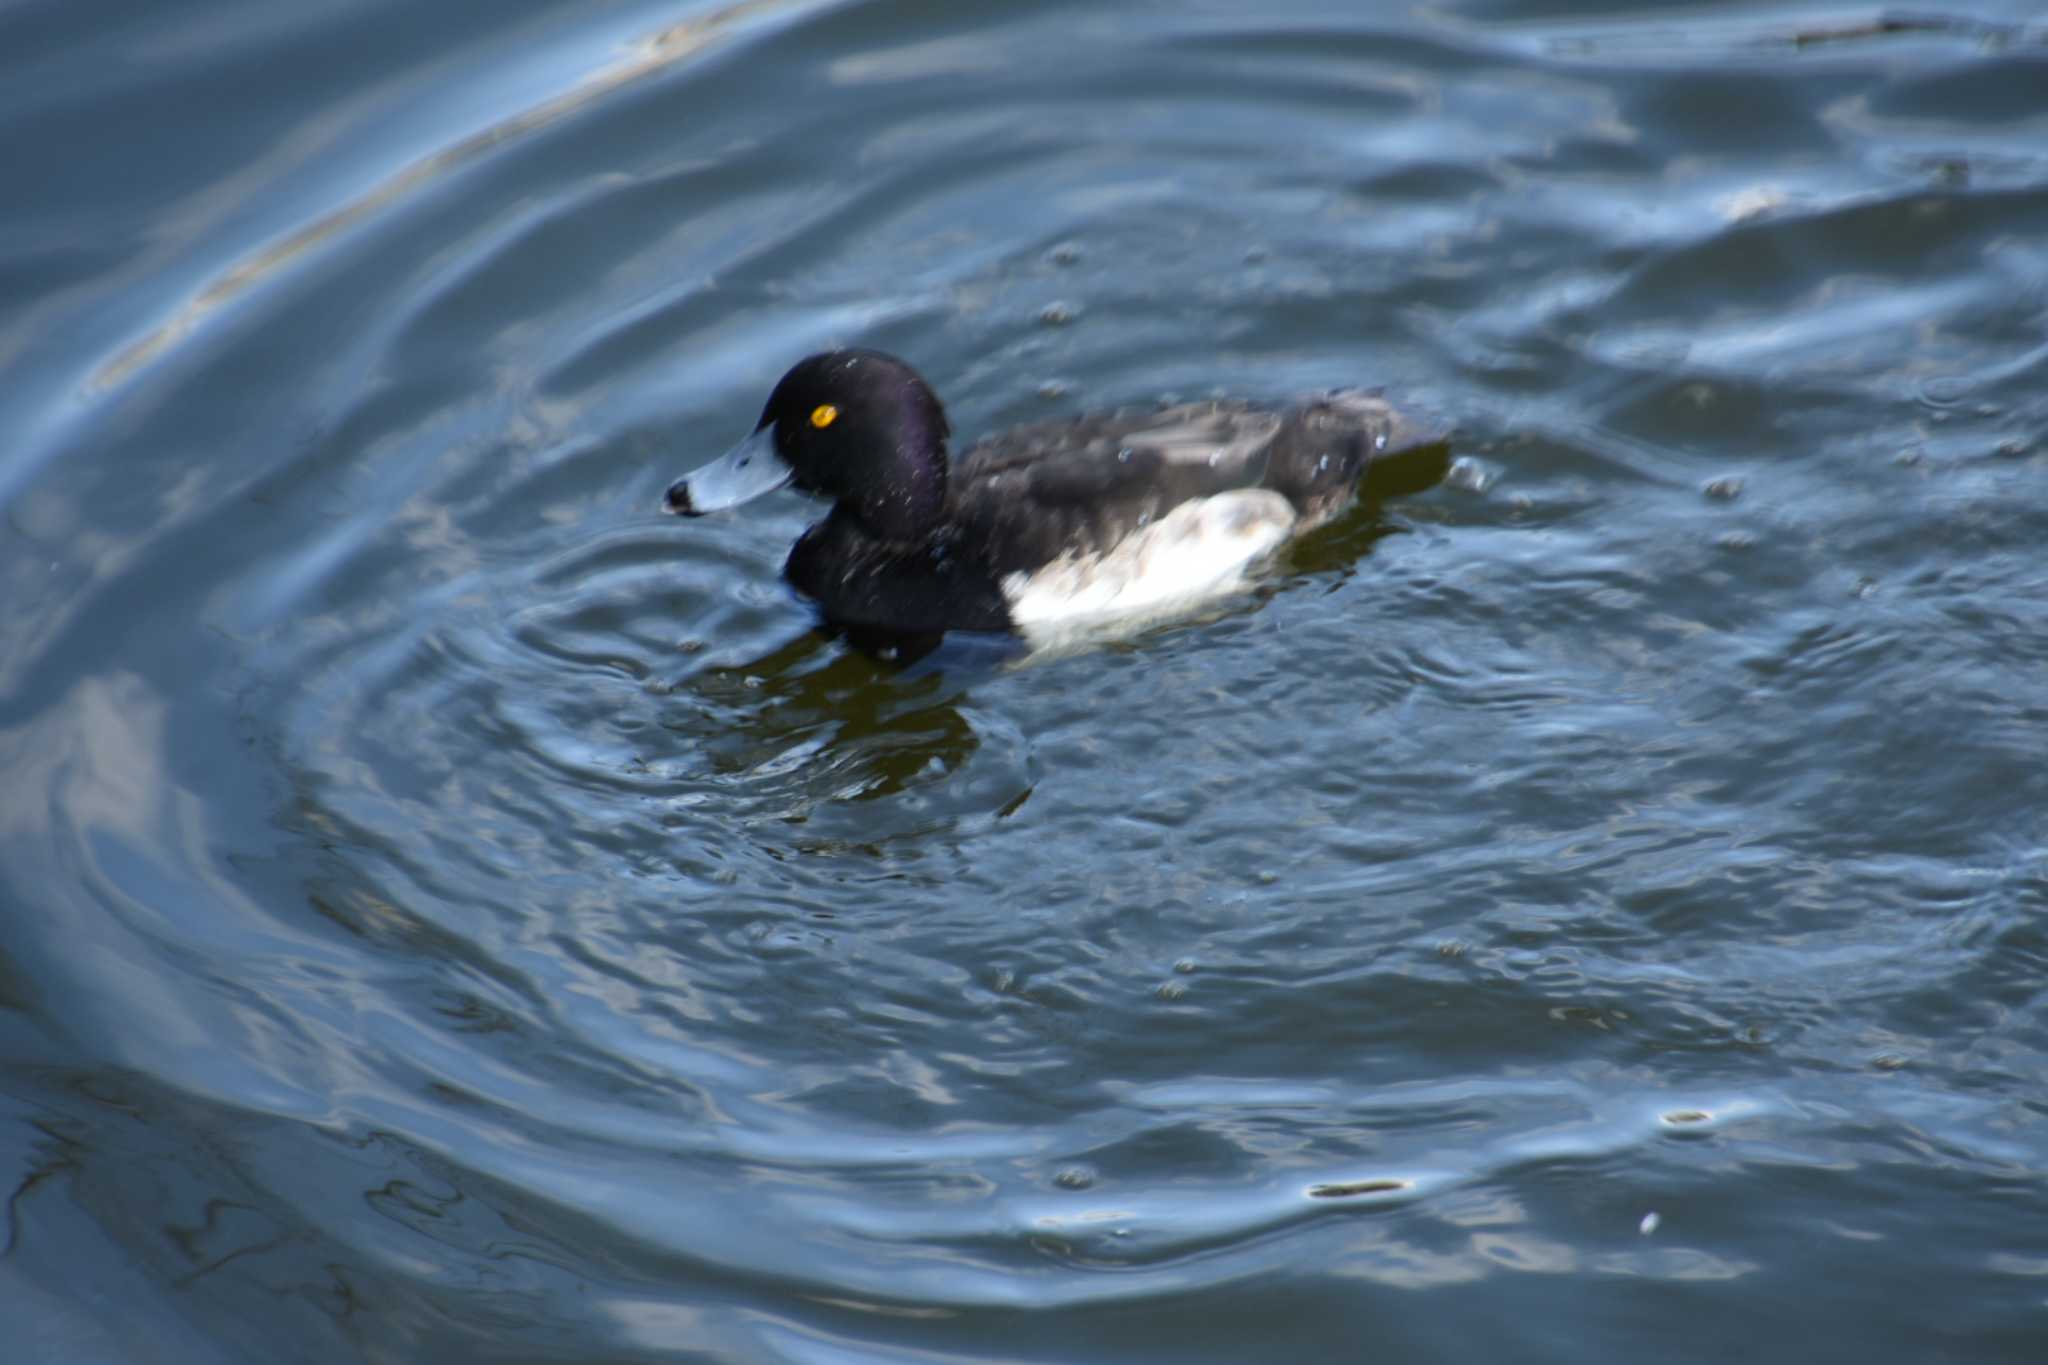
1447;457;1495;494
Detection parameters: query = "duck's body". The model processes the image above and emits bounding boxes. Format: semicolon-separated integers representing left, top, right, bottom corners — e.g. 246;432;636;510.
666;350;1443;644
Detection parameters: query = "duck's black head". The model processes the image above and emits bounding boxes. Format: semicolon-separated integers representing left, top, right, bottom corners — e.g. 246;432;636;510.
666;350;951;542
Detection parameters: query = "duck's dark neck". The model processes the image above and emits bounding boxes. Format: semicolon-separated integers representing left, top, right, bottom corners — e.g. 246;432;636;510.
845;384;950;542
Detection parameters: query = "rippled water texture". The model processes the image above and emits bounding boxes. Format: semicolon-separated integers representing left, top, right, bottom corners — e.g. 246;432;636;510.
4;1;2047;1360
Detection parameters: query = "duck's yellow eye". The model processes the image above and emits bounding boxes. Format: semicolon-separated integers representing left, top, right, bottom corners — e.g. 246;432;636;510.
809;404;839;429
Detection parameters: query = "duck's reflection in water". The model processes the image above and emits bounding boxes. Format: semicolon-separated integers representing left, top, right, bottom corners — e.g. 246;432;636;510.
667;624;1026;821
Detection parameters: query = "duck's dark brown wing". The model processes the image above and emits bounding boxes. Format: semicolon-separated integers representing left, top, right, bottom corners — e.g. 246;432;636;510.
950;402;1286;577
949;393;1442;573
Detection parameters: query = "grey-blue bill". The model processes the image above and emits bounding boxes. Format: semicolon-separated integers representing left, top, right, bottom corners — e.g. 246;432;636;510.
664;422;791;515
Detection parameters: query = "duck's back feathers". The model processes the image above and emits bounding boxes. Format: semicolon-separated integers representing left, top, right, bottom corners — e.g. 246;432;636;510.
948;394;1407;583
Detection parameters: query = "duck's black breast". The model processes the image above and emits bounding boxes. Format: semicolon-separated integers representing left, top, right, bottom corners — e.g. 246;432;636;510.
783;505;1014;634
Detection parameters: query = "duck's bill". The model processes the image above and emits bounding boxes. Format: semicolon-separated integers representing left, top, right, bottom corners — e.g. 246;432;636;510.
664;424;791;516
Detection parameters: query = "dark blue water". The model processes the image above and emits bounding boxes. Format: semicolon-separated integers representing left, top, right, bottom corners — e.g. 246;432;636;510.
4;2;2046;1360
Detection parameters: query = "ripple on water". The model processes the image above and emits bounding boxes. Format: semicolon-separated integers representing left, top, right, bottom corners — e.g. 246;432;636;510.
4;0;2048;1358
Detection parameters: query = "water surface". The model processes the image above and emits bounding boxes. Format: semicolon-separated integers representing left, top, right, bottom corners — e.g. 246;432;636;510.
3;1;2046;1360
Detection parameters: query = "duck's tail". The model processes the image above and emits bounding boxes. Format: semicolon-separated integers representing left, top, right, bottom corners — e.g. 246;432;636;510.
1270;392;1453;520
1355;393;1452;502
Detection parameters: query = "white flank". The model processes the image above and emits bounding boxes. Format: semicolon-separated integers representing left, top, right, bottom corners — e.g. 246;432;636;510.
1002;490;1297;648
